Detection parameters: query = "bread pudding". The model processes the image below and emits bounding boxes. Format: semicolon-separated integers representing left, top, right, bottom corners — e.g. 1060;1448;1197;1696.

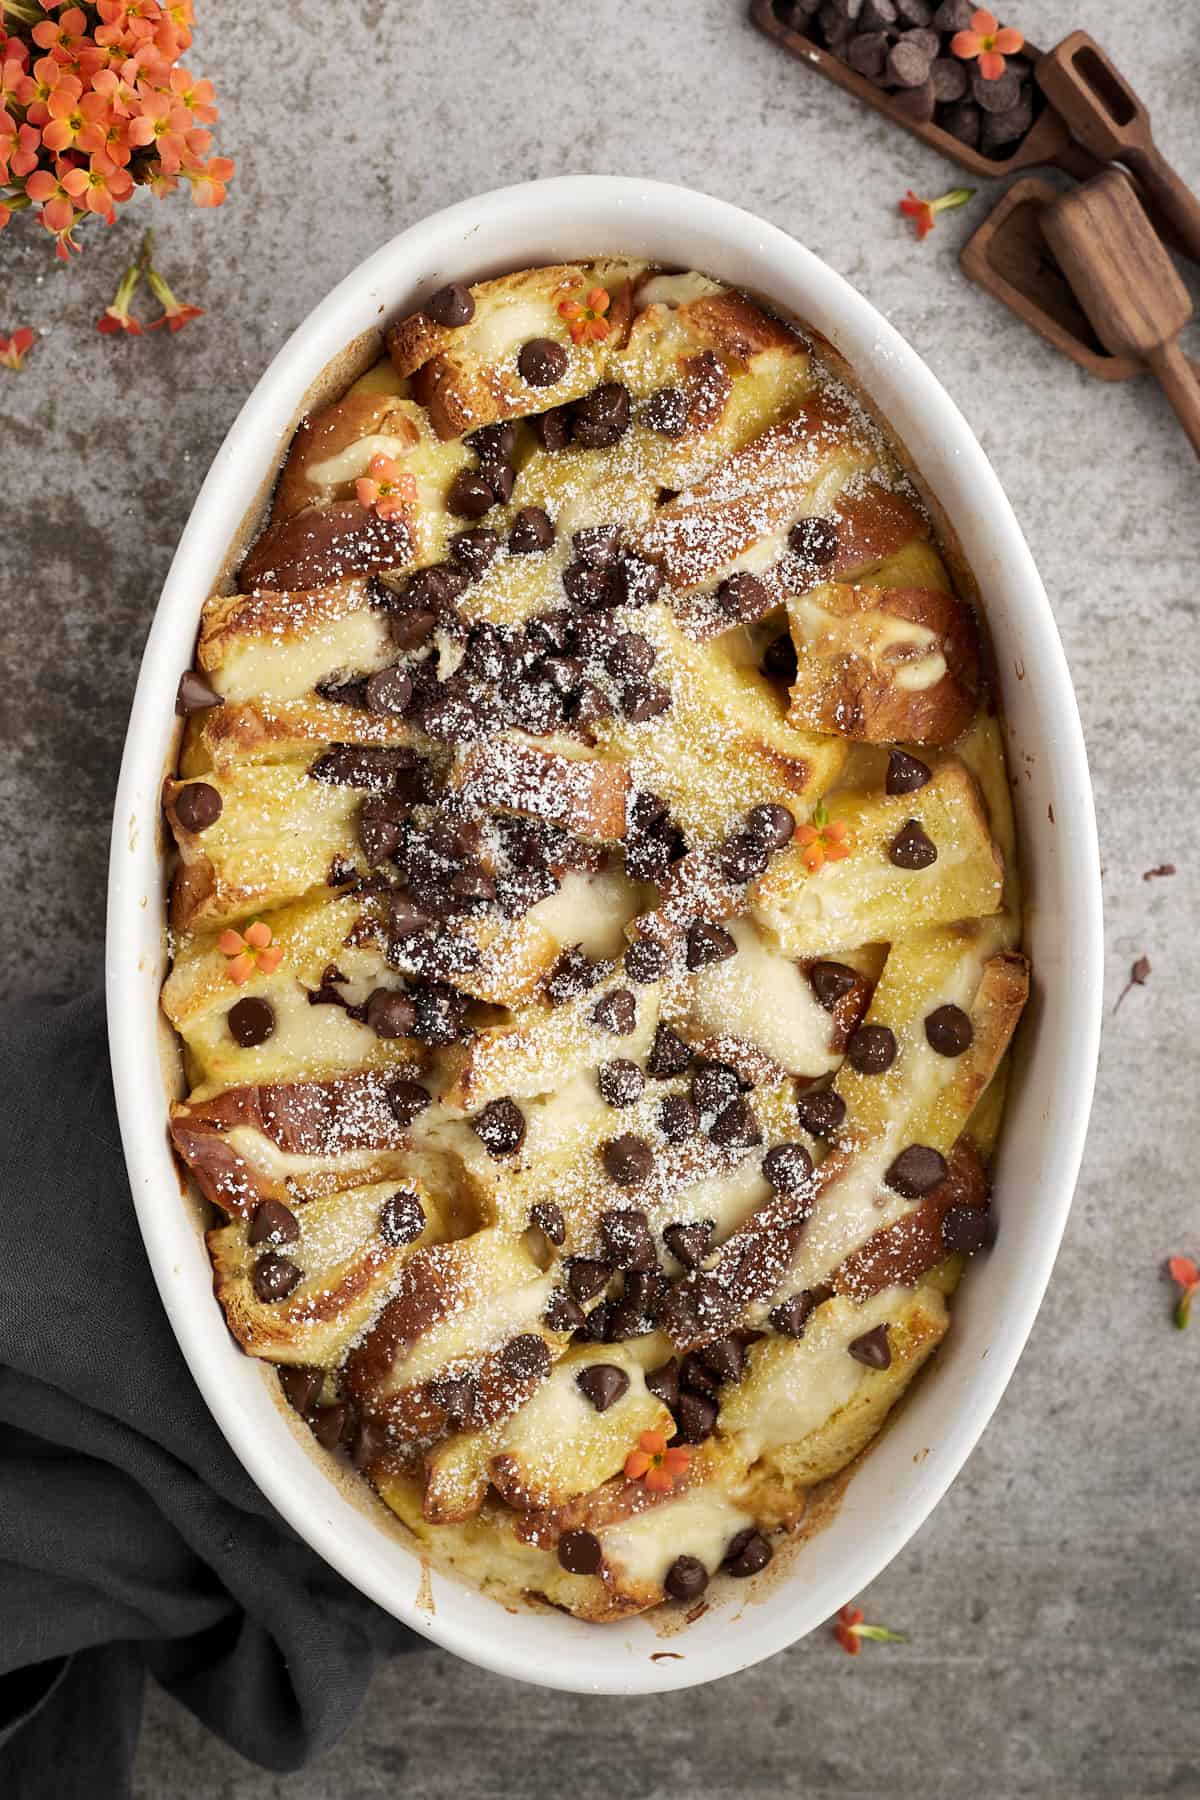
161;257;1028;1622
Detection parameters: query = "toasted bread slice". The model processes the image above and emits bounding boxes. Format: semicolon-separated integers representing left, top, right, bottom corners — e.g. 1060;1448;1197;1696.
448;736;630;842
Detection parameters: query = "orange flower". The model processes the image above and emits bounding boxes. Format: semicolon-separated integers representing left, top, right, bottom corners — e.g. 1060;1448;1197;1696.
0;326;36;371
145;261;202;331
623;1429;691;1494
356;453;417;520
167;63;215;123
31;4;89;63
1166;1256;1200;1330
39;75;88;152
96;254;143;333
950;8;1024;81
833;1602;906;1655
64;152;132;218
127;85;191;171
898;185;975;241
795;799;852;873
218;919;283;987
182;151;231;206
558;284;611;345
9;121;42;178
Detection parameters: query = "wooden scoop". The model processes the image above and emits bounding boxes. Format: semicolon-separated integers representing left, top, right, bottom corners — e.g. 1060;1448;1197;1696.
1036;32;1200;267
1041;169;1200;458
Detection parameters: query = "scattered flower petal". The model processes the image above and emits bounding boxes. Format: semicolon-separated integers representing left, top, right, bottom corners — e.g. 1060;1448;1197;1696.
833;1602;906;1655
0;325;36;369
1166;1256;1200;1330
899;185;975;241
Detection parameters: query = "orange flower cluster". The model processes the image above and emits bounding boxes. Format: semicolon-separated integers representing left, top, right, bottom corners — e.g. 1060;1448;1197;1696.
0;0;232;261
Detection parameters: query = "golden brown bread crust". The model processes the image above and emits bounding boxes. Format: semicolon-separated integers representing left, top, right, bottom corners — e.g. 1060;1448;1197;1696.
197;579;376;671
238;500;416;594
449;739;630;842
274;393;421;521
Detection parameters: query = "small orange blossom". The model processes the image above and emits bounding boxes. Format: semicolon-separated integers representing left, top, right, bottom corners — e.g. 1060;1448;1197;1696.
795;799;852;873
559;284;611;345
624;1429;691;1494
1167;1256;1200;1330
833;1603;906;1655
899;186;975;241
218;919;283;986
0;326;35;370
950;9;1024;81
356;453;417;520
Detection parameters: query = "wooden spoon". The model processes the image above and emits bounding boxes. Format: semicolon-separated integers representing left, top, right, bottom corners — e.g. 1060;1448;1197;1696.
1041;169;1200;458
1036;32;1200;267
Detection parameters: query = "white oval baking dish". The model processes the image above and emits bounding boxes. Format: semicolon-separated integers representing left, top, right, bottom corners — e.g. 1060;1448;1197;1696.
106;176;1103;1694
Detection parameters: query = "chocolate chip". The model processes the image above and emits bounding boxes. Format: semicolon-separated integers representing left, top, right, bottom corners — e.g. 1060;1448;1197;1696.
648;1025;693;1078
174;781;222;832
746;803;795;850
686;920;738;971
660;1095;700;1145
941;98;982;147
602;1134;655;1187
895;0;932;24
846;1024;897;1075
228;996;275;1048
859;0;897;26
279;1365;323;1414
886;750;932;795
362;665;413;716
450;859;497;903
405;562;470;611
429;1375;478;1425
310;1403;349;1450
519;337;569;387
576;1363;630;1413
509;506;555;554
252;1253;302;1303
502;1334;551;1383
248;1198;300;1247
557;1528;603;1575
716;571;771;624
795;1085;846;1138
788;515;839;565
770;1291;816;1338
889;819;938;870
425;281;474;327
385;1077;432;1126
720;832;770;884
568;1258;611;1302
448;526;499;579
365;987;417;1039
674;1390;718;1443
600;1207;657;1272
378;1190;424;1247
942;1204;992;1254
761;632;798;683
572;527;621;571
598;1059;645;1108
609;553;664;608
625;939;665;984
762;1142;814;1197
699;1335;745;1384
466;422;517;462
527;608;575;654
644;385;689;436
545;1289;586;1332
663;1554;709;1602
709;1098;762;1148
592;988;637;1036
472;1096;526;1158
621;680;672;723
545;946;603;1006
530;404;572;450
481;460;515;505
411;983;468;1046
691;1063;740;1116
530;1201;566;1246
175;669;223;714
645;1357;681;1409
932;0;972;25
846;28;889;78
386;890;434;941
808;962;857;1012
350;1414;390;1471
389;602;438;651
925;1003;973;1057
887;36;932;84
447;469;497;519
663;1219;715;1269
605;632;656;681
931;54;969;101
885;1144;948;1197
572;382;631;449
972;64;1020;112
980;93;1034;154
724;1527;773;1577
561;562;611;611
848;1324;892;1370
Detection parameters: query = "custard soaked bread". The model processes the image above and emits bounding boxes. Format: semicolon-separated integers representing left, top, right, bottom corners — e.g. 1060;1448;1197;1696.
161;260;1027;1621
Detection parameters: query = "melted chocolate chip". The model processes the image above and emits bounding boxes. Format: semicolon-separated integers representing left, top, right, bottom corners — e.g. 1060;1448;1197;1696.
545;1289;586;1332
447;469;498;519
648;1025;693;1078
846;1023;898;1075
770;1291;816;1338
610;553;664;609
175;669;223;714
389;601;438;651
761;632;798;683
509;506;555;554
886;749;933;795
885;1144;948;1197
724;1528;773;1577
605;632;656;680
674;1390;718;1443
351;1414;390;1471
379;1190;425;1246
530;1201;566;1246
762;1142;814;1197
248;1198;300;1247
592;988;637;1036
545;946;604;1006
363;665;413;716
659;1095;700;1145
602;1134;655;1187
519;337;569;387
691;1064;740;1116
429;1375;478;1426
720;832;771;884
716;571;771;624
645;1357;681;1409
425;281;475;327
621;680;672;723
174;781;222;832
686;920;738;971
794;1085;846;1138
279;1365;323;1414
598;1059;646;1108
699;1335;746;1384
848;1323;892;1370
471;1096;527;1158
644;384;690;436
709;1098;762;1148
625;939;665;984
889;819;938;870
365;987;417;1040
310;1403;349;1450
600;1207;656;1271
925;1004;973;1057
228;997;275;1048
746;803;796;850
942;1204;992;1254
568;1258;611;1302
448;526;499;579
576;1363;630;1413
385;1077;432;1126
252;1253;302;1304
530;405;572;450
788;515;839;565
809;961;860;1010
502;1334;551;1382
572;381;631;449
557;1528;603;1574
664;1555;709;1601
663;1219;715;1268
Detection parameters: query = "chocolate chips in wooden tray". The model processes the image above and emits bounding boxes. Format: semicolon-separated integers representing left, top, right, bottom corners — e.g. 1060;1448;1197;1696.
773;0;1038;157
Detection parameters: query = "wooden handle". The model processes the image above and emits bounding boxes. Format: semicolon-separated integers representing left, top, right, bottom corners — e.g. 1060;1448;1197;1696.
1120;142;1200;268
1148;337;1200;461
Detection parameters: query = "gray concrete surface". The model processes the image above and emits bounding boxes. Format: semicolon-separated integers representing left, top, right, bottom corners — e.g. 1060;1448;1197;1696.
2;1;1198;1795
